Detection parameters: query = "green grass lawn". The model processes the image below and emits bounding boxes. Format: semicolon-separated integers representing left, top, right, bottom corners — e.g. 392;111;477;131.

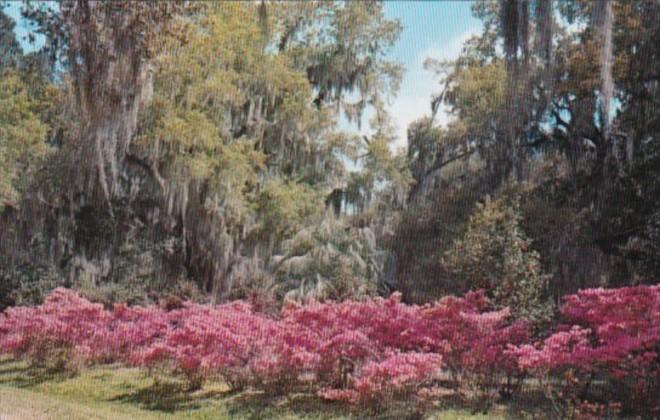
0;356;509;420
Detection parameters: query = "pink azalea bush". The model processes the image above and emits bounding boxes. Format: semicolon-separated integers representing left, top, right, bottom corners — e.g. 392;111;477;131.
284;290;529;402
0;288;523;400
0;288;112;369
510;284;660;416
318;352;443;406
129;301;280;390
1;284;658;415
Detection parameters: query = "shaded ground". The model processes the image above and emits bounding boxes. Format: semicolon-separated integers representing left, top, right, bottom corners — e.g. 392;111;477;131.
0;357;543;419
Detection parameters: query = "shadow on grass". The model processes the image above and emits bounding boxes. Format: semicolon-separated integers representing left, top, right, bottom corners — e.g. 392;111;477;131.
0;357;27;376
111;382;520;420
0;364;29;377
503;388;555;419
0;356;554;420
223;390;437;420
0;358;75;388
111;381;198;412
110;379;231;413
224;391;354;420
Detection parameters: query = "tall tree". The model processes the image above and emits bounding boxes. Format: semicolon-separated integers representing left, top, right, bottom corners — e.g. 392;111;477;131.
0;1;406;305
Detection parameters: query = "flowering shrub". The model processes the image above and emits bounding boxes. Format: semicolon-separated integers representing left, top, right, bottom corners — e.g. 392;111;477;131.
283;290;529;403
0;288;523;398
511;285;660;416
319;352;443;407
0;288;111;370
1;285;658;416
416;293;529;397
129;301;283;390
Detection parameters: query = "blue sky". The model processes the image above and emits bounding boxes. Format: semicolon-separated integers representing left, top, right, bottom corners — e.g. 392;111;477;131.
3;1;46;51
3;1;483;149
362;1;483;147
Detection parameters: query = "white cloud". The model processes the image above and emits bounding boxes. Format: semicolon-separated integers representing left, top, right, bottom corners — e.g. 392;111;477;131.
388;30;477;149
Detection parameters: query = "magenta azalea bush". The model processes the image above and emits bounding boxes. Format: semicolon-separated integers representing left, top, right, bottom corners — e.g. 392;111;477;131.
510;284;660;417
1;285;658;415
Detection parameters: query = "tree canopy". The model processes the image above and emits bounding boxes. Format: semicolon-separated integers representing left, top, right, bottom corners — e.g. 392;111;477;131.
0;0;658;316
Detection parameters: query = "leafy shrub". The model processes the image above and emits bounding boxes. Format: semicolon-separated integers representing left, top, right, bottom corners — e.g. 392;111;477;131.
0;264;64;310
444;194;553;326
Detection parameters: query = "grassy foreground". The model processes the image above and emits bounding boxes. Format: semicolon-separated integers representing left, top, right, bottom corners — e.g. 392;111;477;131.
0;357;504;420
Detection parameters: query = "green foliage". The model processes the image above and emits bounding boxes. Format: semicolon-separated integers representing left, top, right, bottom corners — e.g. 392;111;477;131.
276;214;379;302
0;250;202;311
443;62;506;132
397;0;660;304
280;1;403;121
75;277;203;309
142;2;322;175
0;72;50;209
5;0;657;313
444;192;553;324
117;1;409;301
256;179;323;245
407;117;443;183
344;106;413;217
0;264;62;310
